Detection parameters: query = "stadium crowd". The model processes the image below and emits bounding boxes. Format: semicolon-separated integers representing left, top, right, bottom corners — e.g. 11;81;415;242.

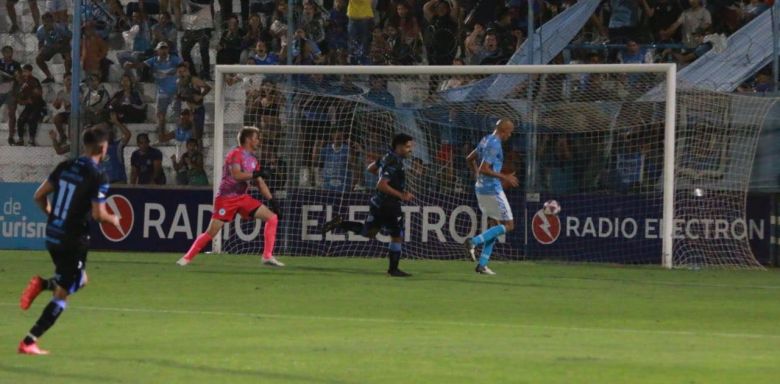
0;0;775;190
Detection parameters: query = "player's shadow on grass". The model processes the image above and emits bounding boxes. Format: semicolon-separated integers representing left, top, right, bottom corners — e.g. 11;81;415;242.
0;362;121;383
88;356;349;384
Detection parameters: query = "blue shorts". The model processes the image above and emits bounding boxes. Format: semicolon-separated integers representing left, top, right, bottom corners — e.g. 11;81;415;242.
156;93;178;117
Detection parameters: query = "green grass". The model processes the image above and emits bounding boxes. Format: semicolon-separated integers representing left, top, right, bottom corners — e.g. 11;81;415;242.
1;250;779;384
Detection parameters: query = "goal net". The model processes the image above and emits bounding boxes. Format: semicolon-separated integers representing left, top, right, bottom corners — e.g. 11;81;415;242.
212;65;774;269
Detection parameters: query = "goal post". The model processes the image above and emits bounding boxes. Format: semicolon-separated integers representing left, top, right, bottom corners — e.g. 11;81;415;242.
210;64;769;269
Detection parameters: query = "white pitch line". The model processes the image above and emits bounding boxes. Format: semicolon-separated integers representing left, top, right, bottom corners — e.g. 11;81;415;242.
3;303;779;341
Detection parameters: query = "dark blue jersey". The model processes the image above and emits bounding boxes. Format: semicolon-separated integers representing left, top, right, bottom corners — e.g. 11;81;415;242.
370;151;406;209
45;157;109;245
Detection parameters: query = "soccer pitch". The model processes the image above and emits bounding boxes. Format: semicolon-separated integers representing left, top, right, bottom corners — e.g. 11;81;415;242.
1;251;779;384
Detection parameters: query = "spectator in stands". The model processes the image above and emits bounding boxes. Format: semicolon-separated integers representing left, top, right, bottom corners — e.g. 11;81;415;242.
108;74;147;132
464;23;485;65
152;11;179;55
172;137;209;185
576;52;612;100
117;11;154;79
81;21;110;82
35;12;71;84
175;62;210;142
130;133;166;185
126;41;182;135
16;65;45;146
218;14;244;64
299;0;326;47
245;78;281;148
364;75;395;107
477;31;509;65
241;13;273;63
292;29;325;64
607;0;641;43
369;26;391;64
347;0;375;64
488;7;516;55
640;0;683;43
248;40;280;64
81;74;111;127
618;39;654;64
423;0;460;65
269;0;290;51
0;46;21;146
51;72;71;142
6;0;40;34
181;0;215;80
667;29;712;65
385;1;421;45
660;0;711;47
159;108;195;145
384;24;424;65
754;70;773;93
326;0;349;63
315;130;351;191
103;124;132;184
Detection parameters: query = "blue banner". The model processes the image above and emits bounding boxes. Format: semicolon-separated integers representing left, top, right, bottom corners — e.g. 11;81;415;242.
88;187;214;252
0;183;48;250
72;185;772;265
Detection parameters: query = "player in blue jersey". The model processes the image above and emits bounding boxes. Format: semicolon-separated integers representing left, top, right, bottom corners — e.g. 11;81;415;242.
464;119;519;275
17;127;121;355
321;133;415;277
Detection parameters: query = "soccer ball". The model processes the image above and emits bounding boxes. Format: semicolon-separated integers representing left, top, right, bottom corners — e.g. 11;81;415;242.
543;200;561;216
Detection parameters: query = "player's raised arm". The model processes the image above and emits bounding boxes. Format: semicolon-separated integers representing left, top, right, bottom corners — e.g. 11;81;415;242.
33;179;54;216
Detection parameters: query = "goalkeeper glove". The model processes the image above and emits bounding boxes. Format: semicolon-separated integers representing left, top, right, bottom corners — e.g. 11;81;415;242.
267;198;281;218
252;168;271;180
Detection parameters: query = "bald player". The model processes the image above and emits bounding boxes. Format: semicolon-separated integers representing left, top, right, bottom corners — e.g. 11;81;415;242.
463;119;519;275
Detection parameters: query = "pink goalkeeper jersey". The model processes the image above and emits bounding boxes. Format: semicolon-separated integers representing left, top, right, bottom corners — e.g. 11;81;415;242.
217;147;261;198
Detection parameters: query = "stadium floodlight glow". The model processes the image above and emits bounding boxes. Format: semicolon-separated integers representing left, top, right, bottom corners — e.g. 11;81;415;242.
212;64;771;269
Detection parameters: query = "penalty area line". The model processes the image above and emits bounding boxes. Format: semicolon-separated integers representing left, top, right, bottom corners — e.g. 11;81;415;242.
3;302;779;340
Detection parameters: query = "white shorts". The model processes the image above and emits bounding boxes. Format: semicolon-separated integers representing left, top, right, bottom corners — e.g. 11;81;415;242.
477;191;513;222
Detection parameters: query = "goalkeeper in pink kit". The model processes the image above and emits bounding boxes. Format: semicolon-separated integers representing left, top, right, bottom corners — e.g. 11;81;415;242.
177;126;284;267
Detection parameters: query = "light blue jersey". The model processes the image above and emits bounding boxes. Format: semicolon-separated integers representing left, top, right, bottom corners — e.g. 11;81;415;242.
475;134;503;195
144;54;182;96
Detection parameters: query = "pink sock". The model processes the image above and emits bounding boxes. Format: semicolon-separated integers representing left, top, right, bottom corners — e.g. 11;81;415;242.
263;215;278;260
184;232;212;261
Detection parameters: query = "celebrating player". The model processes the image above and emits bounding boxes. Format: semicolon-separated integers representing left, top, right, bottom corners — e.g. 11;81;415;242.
18;127;121;355
463;119;519;275
321;133;415;277
177;126;283;267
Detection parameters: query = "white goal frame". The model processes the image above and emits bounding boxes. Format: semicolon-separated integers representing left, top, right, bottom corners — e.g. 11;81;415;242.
212;64;678;268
